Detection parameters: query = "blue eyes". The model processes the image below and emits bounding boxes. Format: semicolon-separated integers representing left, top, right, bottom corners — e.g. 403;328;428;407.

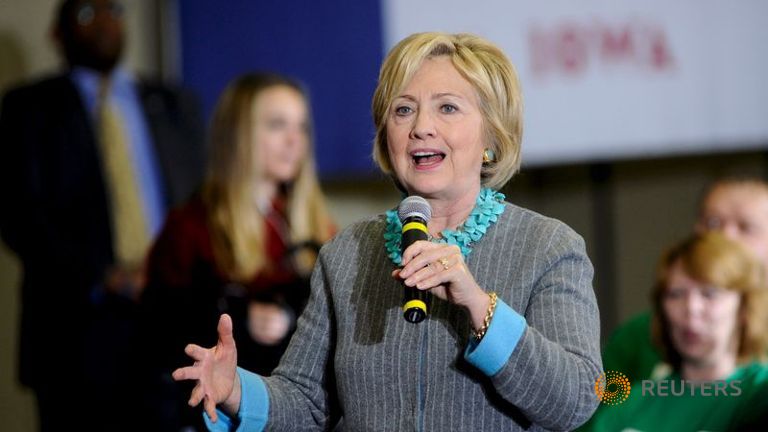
393;104;458;116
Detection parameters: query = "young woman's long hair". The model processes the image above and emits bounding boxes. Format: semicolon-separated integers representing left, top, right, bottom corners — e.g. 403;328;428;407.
202;73;334;281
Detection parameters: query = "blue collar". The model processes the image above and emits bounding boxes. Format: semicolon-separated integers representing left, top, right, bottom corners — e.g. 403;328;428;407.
69;66;134;116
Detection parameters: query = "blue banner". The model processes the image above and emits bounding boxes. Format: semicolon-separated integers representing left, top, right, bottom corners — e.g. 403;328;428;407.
179;1;383;178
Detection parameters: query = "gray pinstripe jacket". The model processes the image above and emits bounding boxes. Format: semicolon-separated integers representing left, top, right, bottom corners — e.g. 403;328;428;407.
262;203;602;431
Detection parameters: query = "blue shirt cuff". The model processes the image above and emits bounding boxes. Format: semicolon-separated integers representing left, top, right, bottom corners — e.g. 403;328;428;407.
464;299;526;376
203;367;269;431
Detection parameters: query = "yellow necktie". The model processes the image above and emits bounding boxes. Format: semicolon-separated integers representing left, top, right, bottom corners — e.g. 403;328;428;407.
97;81;151;266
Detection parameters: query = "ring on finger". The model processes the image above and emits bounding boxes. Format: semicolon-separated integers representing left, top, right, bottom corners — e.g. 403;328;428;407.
437;257;450;270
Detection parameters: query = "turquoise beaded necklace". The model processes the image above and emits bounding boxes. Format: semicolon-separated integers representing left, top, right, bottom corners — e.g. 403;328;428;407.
384;187;506;265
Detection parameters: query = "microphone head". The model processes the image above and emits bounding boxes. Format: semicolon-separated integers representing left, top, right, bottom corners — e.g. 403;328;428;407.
398;195;432;223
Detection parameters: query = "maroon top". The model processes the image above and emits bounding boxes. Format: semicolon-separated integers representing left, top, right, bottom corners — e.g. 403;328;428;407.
146;195;298;295
143;194;315;378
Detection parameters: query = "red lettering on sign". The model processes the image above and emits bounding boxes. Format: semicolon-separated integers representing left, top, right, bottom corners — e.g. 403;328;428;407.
529;19;674;79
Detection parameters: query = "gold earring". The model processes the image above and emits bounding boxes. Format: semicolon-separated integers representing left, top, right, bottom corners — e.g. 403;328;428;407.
483;148;496;164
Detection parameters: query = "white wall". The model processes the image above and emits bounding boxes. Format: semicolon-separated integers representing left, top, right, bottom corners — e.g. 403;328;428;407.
383;0;768;166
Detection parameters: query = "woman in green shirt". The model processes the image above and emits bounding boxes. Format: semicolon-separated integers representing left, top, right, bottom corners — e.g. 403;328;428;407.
582;232;768;432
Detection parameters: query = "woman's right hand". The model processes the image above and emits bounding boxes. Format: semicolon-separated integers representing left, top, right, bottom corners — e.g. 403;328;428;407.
172;314;240;422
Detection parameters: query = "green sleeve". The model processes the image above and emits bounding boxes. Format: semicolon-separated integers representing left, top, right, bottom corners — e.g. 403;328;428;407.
602;310;662;382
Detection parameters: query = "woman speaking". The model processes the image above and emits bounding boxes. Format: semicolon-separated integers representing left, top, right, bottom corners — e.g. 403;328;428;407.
171;32;603;431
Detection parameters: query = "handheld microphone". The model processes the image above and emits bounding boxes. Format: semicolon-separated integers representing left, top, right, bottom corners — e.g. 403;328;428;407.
398;196;432;323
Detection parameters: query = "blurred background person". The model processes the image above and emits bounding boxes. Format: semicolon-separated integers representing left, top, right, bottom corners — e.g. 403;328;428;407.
581;231;768;431
141;72;335;431
0;0;205;430
603;177;768;383
696;178;768;268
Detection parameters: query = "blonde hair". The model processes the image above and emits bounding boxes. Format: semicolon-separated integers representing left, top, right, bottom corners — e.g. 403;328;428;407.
371;32;523;190
651;232;768;368
202;73;334;281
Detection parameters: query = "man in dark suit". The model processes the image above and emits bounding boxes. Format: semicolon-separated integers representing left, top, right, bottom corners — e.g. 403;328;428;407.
0;1;205;430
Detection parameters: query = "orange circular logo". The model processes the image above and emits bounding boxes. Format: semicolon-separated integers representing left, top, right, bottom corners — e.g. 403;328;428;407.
594;370;631;405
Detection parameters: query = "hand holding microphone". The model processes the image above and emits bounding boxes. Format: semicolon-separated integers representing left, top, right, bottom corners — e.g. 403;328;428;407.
395;196;491;328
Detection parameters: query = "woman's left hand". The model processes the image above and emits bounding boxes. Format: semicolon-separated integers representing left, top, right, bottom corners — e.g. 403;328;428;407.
394;241;489;321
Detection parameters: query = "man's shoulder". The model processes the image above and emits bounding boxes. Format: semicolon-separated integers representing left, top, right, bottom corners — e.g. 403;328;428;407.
1;74;82;124
2;74;73;104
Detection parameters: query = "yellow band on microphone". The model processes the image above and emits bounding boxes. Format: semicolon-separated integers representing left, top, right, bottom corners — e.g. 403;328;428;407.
402;221;428;235
403;299;427;313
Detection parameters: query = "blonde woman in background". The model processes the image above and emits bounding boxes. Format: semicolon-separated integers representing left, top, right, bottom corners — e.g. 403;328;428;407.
141;72;335;431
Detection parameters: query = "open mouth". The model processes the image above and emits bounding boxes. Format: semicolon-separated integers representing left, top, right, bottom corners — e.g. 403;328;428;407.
411;151;446;166
680;329;704;344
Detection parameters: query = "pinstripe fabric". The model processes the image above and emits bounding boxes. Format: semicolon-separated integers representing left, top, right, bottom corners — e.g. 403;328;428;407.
263;202;602;431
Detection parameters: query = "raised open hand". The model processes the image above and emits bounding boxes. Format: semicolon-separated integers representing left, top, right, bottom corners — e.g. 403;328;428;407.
172;314;240;422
